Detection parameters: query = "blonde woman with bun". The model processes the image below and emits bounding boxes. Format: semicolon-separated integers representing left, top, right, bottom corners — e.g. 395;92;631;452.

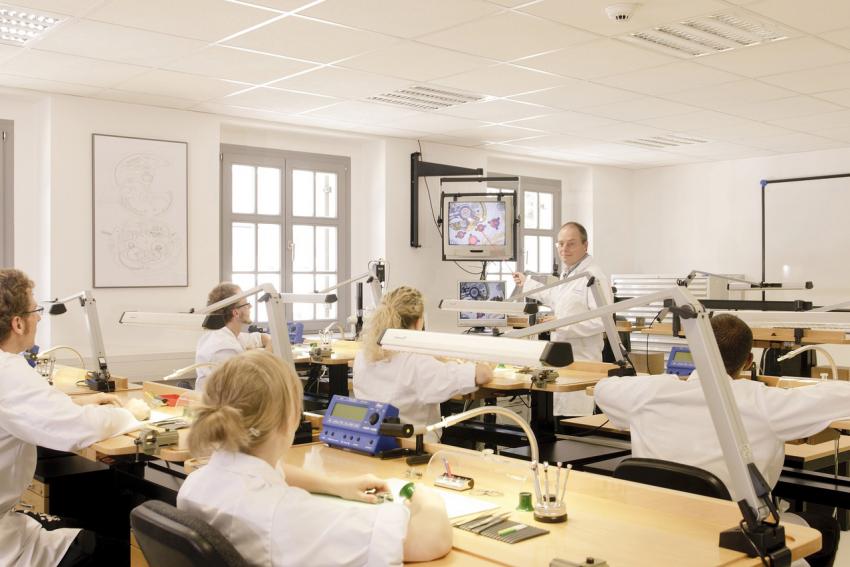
177;350;452;566
353;286;493;441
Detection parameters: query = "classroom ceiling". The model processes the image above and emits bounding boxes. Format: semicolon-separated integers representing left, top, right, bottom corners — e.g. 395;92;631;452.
3;0;850;169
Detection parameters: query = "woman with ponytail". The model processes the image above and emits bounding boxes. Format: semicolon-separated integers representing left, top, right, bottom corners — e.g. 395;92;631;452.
178;350;452;565
354;286;493;441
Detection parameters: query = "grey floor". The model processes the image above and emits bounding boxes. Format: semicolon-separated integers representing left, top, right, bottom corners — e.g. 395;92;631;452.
837;533;850;566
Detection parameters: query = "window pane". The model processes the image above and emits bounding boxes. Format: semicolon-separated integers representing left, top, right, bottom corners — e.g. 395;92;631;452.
315;172;338;218
524;191;538;229
486;262;499;274
232;222;255;272
292;169;314;217
539;236;553;274
315;226;337;272
292;274;314;320
503;261;516;273
231;273;257;322
256;273;281;323
524;235;538;273
257;167;281;215
315;274;338;320
257;223;281;272
539;192;553;230
292;225;314;272
232;164;255;214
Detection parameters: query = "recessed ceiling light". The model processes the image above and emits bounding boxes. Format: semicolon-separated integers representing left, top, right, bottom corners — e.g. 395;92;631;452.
0;5;61;46
366;86;486;111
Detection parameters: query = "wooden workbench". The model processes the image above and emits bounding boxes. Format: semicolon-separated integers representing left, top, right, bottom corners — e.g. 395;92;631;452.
636;323;850;347
276;442;819;566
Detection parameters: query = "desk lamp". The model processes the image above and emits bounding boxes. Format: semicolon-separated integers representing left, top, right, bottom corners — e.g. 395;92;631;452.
316;259;387;338
391;287;793;565
160;362;217;382
777;345;838;380
120;284;336;371
678;269;813;292
46;291;114;392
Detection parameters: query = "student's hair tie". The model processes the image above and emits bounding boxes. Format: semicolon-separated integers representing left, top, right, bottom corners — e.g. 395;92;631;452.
248;427;261;438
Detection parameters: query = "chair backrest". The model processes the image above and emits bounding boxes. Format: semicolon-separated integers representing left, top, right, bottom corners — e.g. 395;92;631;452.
130;500;250;567
613;457;732;500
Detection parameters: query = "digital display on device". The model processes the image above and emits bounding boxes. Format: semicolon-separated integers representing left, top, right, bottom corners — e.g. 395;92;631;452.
331;402;368;421
441;193;516;261
673;350;693;363
458;280;508;328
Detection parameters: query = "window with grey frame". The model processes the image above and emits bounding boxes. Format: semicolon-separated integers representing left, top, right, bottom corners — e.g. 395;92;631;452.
486;175;561;295
220;144;350;332
0;120;12;267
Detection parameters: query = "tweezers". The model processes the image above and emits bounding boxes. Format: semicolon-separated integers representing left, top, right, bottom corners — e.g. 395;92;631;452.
454;511;499;529
471;512;512;534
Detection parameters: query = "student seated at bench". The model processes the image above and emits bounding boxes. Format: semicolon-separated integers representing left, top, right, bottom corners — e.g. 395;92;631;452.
596;314;847;567
178;350;452;566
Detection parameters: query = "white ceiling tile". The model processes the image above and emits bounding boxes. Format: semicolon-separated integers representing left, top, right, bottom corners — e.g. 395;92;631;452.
581;96;699;121
193;101;292;123
86;0;279;42
520;0;729;37
94;89;198;109
167;46;316;85
768;110;850;130
817;125;850;143
216;87;337;113
301;0;500;39
2;50;147;87
716;95;843;121
6;0;101;16
637;110;754;131
224;15;397;63
114;70;247;100
822;27;850;49
508;80;639;110
339;41;492;82
661;141;765;158
32;19;205;67
570;122;675;142
692;121;794;141
417;12;597;62
815;89;850;108
663;79;794;107
378;113;484;133
696;37;850;78
0;73;100;96
432;64;567;97
233;0;322;11
268;66;410;99
303;100;417;123
0;43;23;64
745;0;850;33
743;132;847;152
445;124;543;143
505;134;604;151
506;111;619;134
597;61;743;95
351;124;431;138
417;133;484;147
760;62;850;94
519;39;677;79
437;98;551;122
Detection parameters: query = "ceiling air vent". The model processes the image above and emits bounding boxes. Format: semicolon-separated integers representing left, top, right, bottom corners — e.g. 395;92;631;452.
366;86;486;111
621;135;709;149
622;11;792;58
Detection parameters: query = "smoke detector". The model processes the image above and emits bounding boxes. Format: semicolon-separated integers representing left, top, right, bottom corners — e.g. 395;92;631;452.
605;3;639;22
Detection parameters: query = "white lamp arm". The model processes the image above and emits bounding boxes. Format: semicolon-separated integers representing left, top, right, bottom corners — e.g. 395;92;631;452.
777;345;838;380
427;406;539;463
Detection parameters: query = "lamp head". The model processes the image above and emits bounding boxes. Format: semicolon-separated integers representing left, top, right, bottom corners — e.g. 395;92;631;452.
48;303;67;315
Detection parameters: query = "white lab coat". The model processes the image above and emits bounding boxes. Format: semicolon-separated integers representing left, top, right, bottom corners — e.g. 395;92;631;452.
195;327;264;390
595;371;850;499
523;255;612;415
353;351;477;442
177;450;410;567
0;351;138;567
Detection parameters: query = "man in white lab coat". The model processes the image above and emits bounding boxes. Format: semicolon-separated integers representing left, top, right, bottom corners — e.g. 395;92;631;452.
0;269;139;566
596;314;843;567
195;282;271;390
513;221;612;416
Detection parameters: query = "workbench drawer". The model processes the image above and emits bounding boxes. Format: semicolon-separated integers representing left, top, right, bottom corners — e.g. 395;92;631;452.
17;489;48;514
27;479;48;498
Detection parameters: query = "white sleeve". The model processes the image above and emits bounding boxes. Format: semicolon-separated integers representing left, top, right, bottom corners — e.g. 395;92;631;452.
411;356;477;404
594;375;662;430
237;332;264;350
0;357;139;451
522;277;554;306
758;381;850;441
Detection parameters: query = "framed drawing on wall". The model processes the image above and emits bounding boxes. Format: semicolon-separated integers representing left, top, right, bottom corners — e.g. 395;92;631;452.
92;134;188;287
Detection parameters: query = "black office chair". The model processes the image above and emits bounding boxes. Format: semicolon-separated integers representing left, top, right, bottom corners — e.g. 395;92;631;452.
613;457;732;500
130;500;249;567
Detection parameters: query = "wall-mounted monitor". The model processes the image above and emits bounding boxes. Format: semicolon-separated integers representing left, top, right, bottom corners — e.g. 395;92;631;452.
457;280;508;328
441;192;517;262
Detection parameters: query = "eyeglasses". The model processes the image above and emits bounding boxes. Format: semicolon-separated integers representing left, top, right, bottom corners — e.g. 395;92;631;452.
22;306;44;316
555;240;583;249
233;303;251;310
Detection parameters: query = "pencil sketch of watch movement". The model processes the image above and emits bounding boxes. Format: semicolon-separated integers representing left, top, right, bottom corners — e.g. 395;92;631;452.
92;134;188;288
